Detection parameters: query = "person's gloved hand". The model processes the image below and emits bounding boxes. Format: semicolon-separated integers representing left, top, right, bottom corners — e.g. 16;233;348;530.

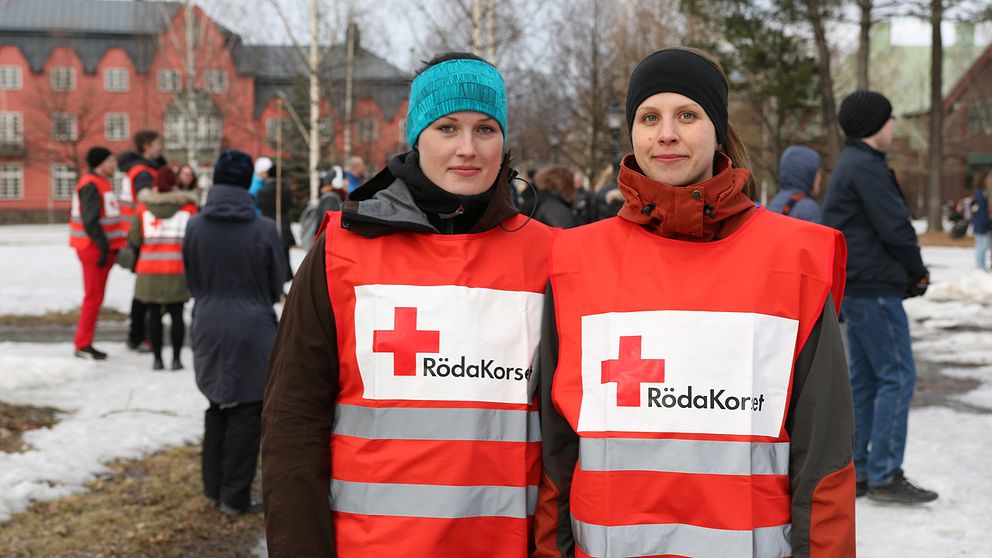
905;275;930;299
97;246;108;267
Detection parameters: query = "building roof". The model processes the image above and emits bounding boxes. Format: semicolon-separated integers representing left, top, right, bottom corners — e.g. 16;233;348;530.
0;0;181;35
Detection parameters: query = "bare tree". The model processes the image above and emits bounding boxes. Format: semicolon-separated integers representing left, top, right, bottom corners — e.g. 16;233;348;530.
793;0;844;165
927;0;943;231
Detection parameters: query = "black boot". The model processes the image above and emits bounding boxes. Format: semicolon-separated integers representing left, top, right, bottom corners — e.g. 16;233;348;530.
867;470;938;504
152;357;165;371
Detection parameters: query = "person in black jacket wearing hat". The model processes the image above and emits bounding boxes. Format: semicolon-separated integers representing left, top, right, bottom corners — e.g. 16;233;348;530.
183;149;286;515
823;90;937;505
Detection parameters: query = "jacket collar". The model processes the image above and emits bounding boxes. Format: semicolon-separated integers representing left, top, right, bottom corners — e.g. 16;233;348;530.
616;152;756;241
845;137;887;160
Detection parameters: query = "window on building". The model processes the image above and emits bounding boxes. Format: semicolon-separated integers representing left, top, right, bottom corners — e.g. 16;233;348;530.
266;118;285;142
51;164;77;200
158;69;181;93
319;118;334;141
398;118;407;146
0;66;21;90
204;70;228;93
0;163;23;199
50;67;76;92
0;112;24;146
112;170;125;196
966;103;991;136
52;112;78;141
165;113;223;150
104;68;128;92
105;113;129;141
357;118;379;143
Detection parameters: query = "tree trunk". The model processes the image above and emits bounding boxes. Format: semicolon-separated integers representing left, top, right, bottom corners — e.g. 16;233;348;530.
472;0;483;55
927;0;943;232
308;0;320;203
857;0;872;89
806;0;842;166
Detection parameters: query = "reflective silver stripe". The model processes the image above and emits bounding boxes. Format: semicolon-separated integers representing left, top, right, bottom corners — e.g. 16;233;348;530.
143;236;185;245
138;252;182;260
579;438;789;476
333;404;541;443
70;216;124;226
573;518;791;558
330;480;538;519
70;229;127;239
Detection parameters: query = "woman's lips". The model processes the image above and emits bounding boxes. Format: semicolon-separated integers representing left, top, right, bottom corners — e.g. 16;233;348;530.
653;154;688;164
449;167;481;176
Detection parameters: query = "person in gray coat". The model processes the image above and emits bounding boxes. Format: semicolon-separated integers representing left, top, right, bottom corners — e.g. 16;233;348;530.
183;149;286;515
768;145;823;223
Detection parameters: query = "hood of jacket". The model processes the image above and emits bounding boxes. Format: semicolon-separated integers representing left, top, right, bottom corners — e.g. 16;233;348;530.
117;150;155;173
201;184;256;222
137;188;199;218
616;152;757;241
778;146;821;195
341;150;520;238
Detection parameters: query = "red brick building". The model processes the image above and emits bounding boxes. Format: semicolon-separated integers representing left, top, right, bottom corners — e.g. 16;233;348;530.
0;0;410;221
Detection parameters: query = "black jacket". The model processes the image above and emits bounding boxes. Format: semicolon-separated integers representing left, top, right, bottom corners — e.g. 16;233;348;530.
117;151;158;193
77;171;109;253
822;139;926;297
532;189;580;229
183;185;285;405
257;179;296;246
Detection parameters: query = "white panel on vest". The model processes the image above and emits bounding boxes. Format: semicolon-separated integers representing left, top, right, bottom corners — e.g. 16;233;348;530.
577;310;797;437
142;209;191;239
102;191;120;218
353;284;543;404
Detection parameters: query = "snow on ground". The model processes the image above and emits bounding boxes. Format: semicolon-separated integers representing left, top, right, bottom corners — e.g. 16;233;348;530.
0;224;305;316
0;343;204;522
1;225;991;556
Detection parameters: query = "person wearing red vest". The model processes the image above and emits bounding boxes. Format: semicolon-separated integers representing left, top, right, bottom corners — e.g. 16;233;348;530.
534;48;856;558
261;52;555;557
129;165;198;371
69;147;126;360
118;129;164;354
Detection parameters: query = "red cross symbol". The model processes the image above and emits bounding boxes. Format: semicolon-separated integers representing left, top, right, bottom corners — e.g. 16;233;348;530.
601;336;666;407
373;307;440;376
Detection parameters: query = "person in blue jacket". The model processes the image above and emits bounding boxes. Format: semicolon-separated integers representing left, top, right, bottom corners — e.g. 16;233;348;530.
971;171;990;270
822;90;937;506
768;145;822;223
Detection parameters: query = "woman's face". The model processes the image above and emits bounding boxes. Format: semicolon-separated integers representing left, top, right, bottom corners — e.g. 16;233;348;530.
178;167;195;187
631;92;718;187
417;111;504;196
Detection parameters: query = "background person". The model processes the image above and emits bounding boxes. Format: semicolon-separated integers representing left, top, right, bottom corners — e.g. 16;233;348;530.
822;90;937;505
768;145;823;223
183;150;285;516
69;147;126;360
129;166;199;371
971;170;990;270
531;165;580;228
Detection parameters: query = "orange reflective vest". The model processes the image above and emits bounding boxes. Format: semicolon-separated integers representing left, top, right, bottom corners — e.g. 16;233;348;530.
134;202;197;276
324;211;554;557
546;209;845;558
119;163;157;218
69;173;128;251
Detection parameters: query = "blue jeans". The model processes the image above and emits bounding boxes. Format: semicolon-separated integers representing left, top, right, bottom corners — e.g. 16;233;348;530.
976;232;990;270
842;296;917;486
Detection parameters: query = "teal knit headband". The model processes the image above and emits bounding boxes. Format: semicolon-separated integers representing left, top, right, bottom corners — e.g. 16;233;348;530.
406;59;507;147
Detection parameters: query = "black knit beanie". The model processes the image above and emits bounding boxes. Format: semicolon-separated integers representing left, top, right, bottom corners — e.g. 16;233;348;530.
838;90;892;138
626;49;729;146
86;147;112;169
213;149;254;188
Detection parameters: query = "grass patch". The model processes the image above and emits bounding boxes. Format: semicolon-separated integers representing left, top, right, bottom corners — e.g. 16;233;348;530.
0;401;61;453
0;307;129;327
0;444;264;557
917;231;975;248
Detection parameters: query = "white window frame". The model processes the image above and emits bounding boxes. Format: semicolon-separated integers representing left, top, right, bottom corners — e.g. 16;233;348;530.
266;118;284;142
0;66;22;90
51;164;77;200
0;163;24;200
158;69;181;93
104;67;129;92
398;118;407;146
357;118;379;143
51;112;78;141
105;113;129;141
0;112;24;145
50;66;76;92
112;170;125;195
204;70;228;93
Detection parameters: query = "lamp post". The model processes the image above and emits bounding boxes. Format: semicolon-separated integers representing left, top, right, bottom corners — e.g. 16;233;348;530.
606;102;623;158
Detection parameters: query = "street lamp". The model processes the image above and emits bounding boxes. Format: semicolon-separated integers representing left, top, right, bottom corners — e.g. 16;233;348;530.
606;102;623;158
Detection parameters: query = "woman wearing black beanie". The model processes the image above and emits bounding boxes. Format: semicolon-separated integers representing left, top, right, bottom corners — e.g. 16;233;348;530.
534;48;856;558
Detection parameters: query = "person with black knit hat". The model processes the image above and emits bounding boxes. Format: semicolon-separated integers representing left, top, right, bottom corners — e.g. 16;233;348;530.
69;147;123;360
823;91;937;505
183;149;286;516
535;48;855;558
261;52;554;556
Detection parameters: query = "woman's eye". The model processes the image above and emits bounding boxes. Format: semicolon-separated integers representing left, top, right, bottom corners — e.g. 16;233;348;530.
679;112;697;121
478;125;496;135
642;114;658;123
438;124;455;133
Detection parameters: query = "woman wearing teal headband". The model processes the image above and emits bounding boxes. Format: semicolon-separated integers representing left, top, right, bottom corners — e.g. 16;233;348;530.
262;53;554;557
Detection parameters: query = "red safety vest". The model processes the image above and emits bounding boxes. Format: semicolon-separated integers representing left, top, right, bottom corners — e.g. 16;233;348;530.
134;202;197;275
324;211;554;558
119;163;157;218
69;173;128;251
548;209;845;558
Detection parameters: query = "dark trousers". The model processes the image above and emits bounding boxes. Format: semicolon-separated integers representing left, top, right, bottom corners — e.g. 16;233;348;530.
128;297;147;345
145;302;185;360
202;401;262;510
